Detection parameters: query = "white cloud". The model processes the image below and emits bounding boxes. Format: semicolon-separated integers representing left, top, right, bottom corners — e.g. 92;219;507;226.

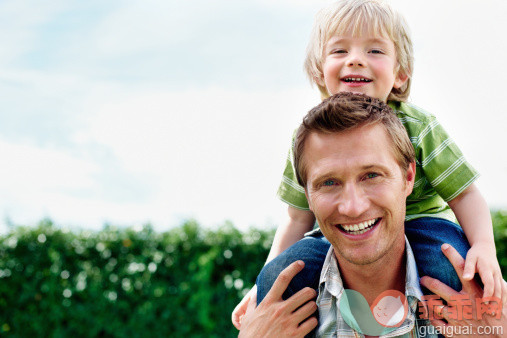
0;138;98;230
0;0;506;235
0;140;97;190
0;0;71;64
82;86;320;228
0;82;322;233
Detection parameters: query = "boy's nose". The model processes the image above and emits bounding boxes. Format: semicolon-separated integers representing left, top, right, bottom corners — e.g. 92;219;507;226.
347;52;365;67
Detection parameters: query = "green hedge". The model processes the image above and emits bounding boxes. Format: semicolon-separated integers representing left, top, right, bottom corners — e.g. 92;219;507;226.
1;211;507;337
0;219;273;337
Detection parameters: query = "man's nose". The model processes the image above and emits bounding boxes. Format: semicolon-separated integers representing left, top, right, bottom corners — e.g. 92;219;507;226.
337;184;369;217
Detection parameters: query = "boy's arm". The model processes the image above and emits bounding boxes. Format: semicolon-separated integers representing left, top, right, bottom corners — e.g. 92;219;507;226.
448;183;494;248
447;183;505;302
232;206;315;329
265;206;316;263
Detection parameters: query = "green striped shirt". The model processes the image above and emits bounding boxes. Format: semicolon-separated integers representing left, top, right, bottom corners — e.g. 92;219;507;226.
277;101;479;223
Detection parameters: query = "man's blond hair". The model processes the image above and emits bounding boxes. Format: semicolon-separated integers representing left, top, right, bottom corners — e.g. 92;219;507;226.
304;0;414;102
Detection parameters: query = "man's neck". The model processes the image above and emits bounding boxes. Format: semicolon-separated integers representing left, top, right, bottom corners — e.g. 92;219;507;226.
335;239;407;305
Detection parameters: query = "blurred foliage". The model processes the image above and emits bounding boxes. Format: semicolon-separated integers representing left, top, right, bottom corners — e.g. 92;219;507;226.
0;219;274;337
0;211;506;337
492;210;507;277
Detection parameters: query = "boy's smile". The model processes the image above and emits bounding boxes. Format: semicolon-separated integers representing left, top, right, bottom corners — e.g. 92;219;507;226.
320;34;407;102
341;75;372;86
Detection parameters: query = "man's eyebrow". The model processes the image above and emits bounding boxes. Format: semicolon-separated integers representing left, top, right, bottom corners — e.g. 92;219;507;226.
310;164;386;186
360;164;388;171
310;172;337;188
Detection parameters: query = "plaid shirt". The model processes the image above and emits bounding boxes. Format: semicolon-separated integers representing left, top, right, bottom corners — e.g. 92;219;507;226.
316;237;437;337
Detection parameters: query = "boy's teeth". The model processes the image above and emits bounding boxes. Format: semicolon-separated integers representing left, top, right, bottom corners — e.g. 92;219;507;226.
344;77;371;82
341;218;377;233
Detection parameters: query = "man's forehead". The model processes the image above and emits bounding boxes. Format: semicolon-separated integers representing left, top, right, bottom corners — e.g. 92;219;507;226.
305;124;388;154
303;125;401;179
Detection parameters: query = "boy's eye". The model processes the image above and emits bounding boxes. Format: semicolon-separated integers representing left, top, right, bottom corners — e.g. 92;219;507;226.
369;49;383;54
332;49;347;54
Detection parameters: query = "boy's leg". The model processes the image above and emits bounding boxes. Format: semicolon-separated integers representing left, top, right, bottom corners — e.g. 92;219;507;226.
405;217;470;293
256;232;330;305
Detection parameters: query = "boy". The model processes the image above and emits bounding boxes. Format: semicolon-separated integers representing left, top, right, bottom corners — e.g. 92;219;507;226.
232;0;504;329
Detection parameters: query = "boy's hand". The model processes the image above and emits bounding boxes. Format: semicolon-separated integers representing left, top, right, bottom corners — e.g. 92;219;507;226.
232;285;257;329
420;244;507;337
462;241;507;305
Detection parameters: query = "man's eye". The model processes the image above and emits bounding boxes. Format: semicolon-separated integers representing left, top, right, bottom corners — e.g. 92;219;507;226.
323;180;336;186
366;173;378;179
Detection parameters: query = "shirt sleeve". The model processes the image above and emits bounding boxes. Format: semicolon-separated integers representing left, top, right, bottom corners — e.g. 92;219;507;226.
414;114;479;202
276;133;310;210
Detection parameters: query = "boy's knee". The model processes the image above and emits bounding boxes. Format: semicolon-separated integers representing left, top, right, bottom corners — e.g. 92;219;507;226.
257;259;290;296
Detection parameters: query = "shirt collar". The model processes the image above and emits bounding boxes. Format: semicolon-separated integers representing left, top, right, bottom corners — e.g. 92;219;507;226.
404;236;424;304
316;236;434;337
319;236;424;302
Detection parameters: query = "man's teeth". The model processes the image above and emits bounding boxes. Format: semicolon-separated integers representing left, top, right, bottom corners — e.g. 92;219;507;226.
343;77;371;82
341;218;377;234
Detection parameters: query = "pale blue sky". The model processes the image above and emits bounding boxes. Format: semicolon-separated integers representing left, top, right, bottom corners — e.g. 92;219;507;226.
1;0;506;233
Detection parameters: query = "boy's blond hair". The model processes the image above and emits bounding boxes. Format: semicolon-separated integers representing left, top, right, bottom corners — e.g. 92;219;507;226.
304;0;414;102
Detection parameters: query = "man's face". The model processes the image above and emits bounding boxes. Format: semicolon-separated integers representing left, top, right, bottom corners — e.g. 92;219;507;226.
304;123;415;266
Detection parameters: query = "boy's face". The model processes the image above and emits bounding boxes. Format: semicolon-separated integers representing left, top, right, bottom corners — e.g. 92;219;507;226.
319;33;407;102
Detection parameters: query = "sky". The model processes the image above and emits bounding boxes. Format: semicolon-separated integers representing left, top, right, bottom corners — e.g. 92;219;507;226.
0;0;506;233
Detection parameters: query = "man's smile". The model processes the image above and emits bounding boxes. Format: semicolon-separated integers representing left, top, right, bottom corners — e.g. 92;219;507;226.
338;217;381;235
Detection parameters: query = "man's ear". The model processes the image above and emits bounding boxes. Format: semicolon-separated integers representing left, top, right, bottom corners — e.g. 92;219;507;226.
394;70;409;89
304;189;313;211
404;161;416;197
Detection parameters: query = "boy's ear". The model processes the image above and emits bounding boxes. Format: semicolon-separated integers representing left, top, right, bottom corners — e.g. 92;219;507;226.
394;70;409;89
315;75;325;87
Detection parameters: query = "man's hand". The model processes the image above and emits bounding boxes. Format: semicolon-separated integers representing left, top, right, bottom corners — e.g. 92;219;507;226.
232;285;256;329
420;244;507;337
238;261;318;337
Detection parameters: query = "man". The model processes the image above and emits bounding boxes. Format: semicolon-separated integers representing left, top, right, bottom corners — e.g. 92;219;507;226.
239;93;506;337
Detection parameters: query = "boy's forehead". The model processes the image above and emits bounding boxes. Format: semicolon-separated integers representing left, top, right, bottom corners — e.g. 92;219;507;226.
324;9;394;44
326;35;394;47
327;23;390;44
